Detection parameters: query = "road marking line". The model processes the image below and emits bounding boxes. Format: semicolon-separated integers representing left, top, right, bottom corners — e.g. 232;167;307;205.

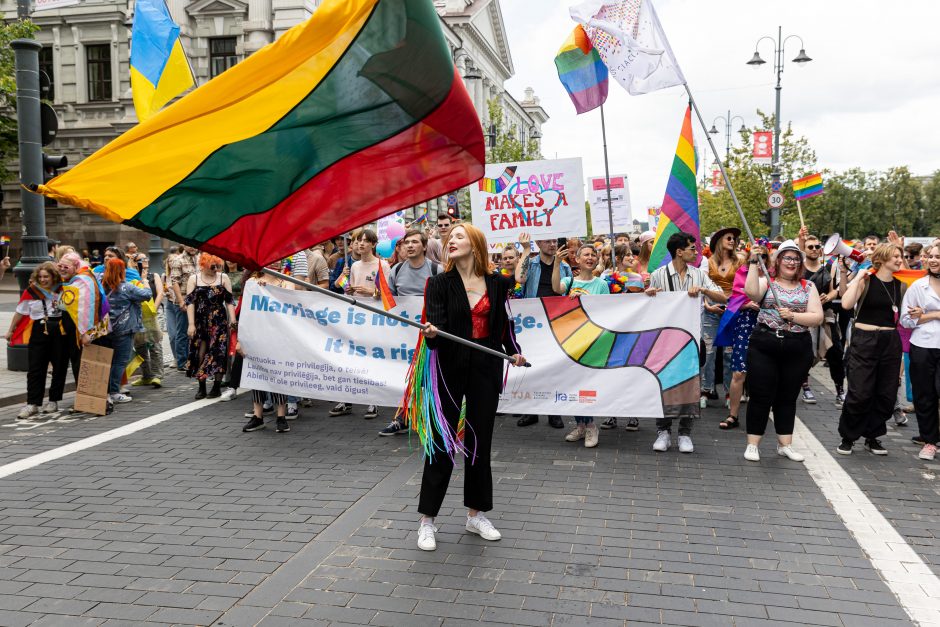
794;416;940;626
0;396;228;480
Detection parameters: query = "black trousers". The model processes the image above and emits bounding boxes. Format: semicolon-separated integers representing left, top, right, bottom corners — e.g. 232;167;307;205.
60;314;82;383
839;328;902;442
27;318;69;406
909;344;940;446
419;347;502;518
745;328;813;436
824;319;845;387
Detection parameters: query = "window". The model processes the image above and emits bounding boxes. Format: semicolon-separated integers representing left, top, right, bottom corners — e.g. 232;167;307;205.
210;37;238;78
86;44;111;102
39;46;54;101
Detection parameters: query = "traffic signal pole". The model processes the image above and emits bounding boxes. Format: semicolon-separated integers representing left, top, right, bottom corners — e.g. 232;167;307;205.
9;38;48;371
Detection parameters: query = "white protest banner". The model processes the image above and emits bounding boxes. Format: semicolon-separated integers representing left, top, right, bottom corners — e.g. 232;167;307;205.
33;0;80;10
470;158;587;245
240;282;701;418
588;174;632;235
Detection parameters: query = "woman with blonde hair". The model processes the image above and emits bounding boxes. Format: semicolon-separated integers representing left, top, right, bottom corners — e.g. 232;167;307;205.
185;253;235;399
416;223;526;551
837;242;906;456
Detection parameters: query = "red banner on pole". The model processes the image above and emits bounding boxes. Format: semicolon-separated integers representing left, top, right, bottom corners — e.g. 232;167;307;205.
752;131;773;165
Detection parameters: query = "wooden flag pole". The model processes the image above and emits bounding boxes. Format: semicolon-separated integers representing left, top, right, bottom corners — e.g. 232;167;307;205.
796;199;806;228
683;84;781;306
260;268;529;366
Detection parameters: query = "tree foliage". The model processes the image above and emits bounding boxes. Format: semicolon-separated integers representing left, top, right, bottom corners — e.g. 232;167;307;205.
0;19;39;183
485;99;541;164
700;110;937;240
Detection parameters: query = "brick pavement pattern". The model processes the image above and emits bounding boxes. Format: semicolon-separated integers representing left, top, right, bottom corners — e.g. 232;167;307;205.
0;365;934;626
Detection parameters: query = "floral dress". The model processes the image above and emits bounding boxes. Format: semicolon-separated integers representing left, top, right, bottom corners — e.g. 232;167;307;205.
185;274;233;380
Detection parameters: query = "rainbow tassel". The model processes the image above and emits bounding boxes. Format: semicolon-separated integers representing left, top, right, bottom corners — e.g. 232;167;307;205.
399;335;475;463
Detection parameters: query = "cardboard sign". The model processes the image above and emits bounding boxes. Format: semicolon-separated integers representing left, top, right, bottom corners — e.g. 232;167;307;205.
74;343;112;415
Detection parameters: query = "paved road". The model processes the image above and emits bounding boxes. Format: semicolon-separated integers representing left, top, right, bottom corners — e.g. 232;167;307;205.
0;365;937;626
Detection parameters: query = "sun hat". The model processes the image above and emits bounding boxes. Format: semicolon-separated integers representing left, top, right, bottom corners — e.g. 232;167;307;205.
708;227;741;256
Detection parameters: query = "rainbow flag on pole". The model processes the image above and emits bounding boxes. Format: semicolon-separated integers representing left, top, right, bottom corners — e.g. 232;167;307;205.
793;172;824;200
554;24;609;115
36;0;484;270
649;105;699;268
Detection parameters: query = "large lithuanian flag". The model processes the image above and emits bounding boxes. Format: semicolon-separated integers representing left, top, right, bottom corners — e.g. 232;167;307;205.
37;0;484;268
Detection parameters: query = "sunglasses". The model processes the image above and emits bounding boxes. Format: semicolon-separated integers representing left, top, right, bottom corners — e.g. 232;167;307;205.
806;244;822;250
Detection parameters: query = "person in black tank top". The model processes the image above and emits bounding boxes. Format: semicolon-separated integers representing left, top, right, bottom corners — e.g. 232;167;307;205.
836;243;906;456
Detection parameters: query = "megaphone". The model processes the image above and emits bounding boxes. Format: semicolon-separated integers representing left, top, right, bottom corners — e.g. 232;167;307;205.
823;233;866;263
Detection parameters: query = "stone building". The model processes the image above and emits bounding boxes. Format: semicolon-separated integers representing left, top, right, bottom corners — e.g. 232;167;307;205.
0;0;548;256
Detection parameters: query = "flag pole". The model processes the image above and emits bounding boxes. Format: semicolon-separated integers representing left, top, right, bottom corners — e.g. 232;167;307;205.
683;84;780;304
599;103;616;244
260;268;528;366
796;199;806;228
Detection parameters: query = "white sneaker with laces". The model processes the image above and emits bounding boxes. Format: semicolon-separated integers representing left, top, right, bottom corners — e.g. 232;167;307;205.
40;401;58;413
565;426;585;442
220;387;237;401
744;444;760;462
17;404;39;419
777;445;805;462
417;522;437;551
678;435;694;453
109;393;132;404
466;513;501;541
653;430;671;452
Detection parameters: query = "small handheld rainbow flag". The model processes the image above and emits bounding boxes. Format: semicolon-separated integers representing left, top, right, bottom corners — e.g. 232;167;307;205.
335;273;348;291
793;173;824;200
376;264;396;311
0;235;10;245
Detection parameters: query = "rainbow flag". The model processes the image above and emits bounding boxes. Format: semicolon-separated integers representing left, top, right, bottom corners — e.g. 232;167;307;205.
477;166;516;194
0;235;10;245
36;0;484;270
554;24;608;114
793;173;824;200
715;265;751;347
376;263;396;311
649;105;699;268
894;269;927;287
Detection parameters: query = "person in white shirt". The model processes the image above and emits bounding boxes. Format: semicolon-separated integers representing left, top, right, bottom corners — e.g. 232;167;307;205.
645;232;727;454
900;242;940;461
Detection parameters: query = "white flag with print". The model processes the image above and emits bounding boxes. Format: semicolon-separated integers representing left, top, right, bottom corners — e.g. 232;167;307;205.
570;0;685;95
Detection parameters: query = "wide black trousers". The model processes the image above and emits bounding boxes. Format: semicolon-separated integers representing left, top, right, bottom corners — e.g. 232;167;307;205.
26;318;69;406
745;328;813;436
418;347;502;518
839;328;902;442
909;344;940;446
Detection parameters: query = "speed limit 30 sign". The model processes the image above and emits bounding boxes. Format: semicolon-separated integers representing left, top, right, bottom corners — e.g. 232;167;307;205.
767;192;785;208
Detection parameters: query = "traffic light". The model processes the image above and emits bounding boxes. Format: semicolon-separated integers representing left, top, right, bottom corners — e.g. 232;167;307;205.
42;154;67;207
759;208;772;228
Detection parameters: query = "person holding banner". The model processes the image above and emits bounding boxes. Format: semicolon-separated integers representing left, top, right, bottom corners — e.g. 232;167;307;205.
743;240;822;463
837;243;906;456
646;232;727;454
900;242;940;460
417;224;526;552
552;243;610;448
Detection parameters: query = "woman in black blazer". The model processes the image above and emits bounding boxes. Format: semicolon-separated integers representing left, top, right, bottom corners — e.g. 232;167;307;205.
417;224;526;551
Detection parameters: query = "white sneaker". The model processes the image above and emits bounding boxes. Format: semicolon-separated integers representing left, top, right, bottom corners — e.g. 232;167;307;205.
565;426;585;442
678;435;694;454
584;424;599;448
220;387;237;402
40;401;58;413
17;404;39;419
777;445;805;462
466;513;501;541
744;444;760;462
417;522;437;551
699;395;707;409
653;430;671;452
109;393;132;404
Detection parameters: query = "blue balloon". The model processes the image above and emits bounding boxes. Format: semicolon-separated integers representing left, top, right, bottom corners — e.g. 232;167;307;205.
376;240;397;258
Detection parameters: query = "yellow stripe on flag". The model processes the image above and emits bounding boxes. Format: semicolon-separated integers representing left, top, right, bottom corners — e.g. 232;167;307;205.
676;135;695;173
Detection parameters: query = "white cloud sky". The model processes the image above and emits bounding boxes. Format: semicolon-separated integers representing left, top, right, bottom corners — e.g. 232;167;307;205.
500;0;940;223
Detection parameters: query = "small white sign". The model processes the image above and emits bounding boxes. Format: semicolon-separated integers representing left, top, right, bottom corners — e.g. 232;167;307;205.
767;192;785;208
33;0;81;11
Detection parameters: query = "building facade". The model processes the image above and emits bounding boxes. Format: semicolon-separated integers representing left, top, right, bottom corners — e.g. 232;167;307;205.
0;0;548;256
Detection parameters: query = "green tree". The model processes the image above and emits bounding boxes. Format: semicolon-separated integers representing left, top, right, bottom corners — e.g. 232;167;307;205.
0;19;39;183
923;170;940;234
485;99;541;163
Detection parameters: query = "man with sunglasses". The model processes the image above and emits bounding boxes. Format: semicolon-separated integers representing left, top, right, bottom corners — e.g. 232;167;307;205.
802;233;846;407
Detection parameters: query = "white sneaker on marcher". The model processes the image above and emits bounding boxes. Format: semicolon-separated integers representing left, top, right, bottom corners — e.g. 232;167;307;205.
744;444;760;462
40;401;58;413
220;387;237;401
653;430;671;452
109;393;132;404
678;435;694;453
466;513;501;541
17;404;39;419
417;522;437;551
777;445;805;462
565;425;585;442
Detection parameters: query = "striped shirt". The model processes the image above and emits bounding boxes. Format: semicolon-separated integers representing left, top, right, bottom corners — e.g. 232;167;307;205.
649;261;720;293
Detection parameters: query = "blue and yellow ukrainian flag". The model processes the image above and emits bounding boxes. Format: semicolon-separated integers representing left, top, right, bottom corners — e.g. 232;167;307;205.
130;0;194;122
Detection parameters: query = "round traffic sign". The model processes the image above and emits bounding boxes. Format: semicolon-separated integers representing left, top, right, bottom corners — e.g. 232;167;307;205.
767;192;784;208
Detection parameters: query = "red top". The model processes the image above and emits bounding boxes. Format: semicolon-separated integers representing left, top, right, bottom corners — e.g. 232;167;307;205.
470;292;490;339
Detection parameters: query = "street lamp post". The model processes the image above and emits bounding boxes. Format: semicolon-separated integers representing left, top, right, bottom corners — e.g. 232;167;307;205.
747;26;812;238
708;111;747;163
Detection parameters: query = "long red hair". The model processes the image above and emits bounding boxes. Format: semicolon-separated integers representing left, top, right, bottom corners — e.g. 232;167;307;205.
443;224;490;277
102;258;126;292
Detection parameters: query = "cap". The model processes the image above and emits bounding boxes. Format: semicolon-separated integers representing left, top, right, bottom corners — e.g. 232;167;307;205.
638;230;656;245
